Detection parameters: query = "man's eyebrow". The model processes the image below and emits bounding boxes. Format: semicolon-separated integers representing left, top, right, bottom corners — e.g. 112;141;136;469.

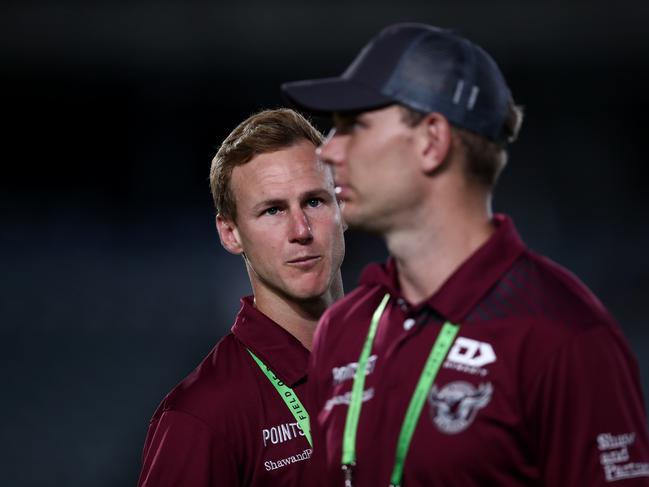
251;198;286;212
301;188;333;200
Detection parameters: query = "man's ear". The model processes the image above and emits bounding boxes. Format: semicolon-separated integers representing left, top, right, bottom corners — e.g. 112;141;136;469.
416;112;452;174
216;215;244;255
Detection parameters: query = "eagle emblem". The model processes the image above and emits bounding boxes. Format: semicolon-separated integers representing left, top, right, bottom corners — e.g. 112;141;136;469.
428;381;493;434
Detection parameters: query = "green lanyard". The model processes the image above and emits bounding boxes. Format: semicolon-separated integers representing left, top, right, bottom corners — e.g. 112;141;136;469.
341;293;460;487
247;349;313;448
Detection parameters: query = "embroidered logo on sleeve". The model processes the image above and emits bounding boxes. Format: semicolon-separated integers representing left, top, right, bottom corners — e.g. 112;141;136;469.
597;432;649;482
427;381;493;434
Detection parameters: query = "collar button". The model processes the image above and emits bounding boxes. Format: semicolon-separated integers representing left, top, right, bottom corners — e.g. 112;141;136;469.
403;318;416;331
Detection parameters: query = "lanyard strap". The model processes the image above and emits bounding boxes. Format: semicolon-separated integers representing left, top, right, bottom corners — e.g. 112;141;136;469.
342;293;390;467
341;293;460;487
247;349;313;448
389;320;459;486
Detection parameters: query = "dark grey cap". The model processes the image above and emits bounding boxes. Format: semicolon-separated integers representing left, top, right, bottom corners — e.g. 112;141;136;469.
281;23;513;143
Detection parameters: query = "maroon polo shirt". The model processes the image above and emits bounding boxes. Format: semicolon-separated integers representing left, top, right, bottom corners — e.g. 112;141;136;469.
138;296;313;487
306;214;649;486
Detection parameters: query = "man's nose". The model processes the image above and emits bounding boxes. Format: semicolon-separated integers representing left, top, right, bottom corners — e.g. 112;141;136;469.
317;128;346;167
289;210;313;244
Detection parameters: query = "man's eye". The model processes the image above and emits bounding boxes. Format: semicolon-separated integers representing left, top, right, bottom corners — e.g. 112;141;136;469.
264;207;279;216
306;198;322;208
335;115;366;134
352;118;367;128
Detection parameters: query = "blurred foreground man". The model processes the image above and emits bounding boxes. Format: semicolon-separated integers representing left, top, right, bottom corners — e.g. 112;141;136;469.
282;24;649;486
137;109;345;486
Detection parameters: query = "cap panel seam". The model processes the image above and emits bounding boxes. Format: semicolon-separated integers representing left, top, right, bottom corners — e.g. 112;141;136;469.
381;29;436;100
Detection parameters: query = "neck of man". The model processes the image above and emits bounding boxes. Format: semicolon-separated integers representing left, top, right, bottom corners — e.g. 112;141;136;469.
250;272;344;351
385;187;494;306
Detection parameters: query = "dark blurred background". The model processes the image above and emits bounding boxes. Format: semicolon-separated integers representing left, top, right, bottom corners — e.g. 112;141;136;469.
1;1;648;485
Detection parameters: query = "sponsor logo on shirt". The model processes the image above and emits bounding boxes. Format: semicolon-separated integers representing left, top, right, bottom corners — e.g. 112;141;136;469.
325;387;375;411
332;355;378;385
597;432;649;482
264;448;312;471
443;337;496;377
428;381;493;434
262;421;306;447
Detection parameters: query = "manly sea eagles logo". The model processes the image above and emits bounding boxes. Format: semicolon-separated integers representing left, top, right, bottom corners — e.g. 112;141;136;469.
428;381;493;434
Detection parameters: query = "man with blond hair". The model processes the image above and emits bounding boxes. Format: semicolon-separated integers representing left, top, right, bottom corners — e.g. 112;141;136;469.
138;108;345;486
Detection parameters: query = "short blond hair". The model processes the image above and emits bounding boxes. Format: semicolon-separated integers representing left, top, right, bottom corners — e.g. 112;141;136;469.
210;108;324;221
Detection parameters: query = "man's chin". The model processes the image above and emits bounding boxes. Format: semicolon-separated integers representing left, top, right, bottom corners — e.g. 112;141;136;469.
284;280;331;304
289;288;328;303
342;203;370;227
342;209;383;235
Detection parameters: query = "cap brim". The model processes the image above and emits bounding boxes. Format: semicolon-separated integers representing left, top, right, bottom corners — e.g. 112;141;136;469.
281;77;394;116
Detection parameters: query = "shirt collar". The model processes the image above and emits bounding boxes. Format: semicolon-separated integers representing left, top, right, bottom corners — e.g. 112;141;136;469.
231;296;310;387
359;214;526;324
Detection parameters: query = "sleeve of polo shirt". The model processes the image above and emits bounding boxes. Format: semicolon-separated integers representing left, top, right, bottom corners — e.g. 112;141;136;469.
138;409;240;487
525;325;649;486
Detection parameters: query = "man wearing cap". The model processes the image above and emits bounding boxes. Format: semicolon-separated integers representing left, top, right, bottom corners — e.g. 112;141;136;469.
282;24;649;486
137;109;345;486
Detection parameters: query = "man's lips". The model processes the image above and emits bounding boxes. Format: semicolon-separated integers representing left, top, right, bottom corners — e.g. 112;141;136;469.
286;255;321;265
